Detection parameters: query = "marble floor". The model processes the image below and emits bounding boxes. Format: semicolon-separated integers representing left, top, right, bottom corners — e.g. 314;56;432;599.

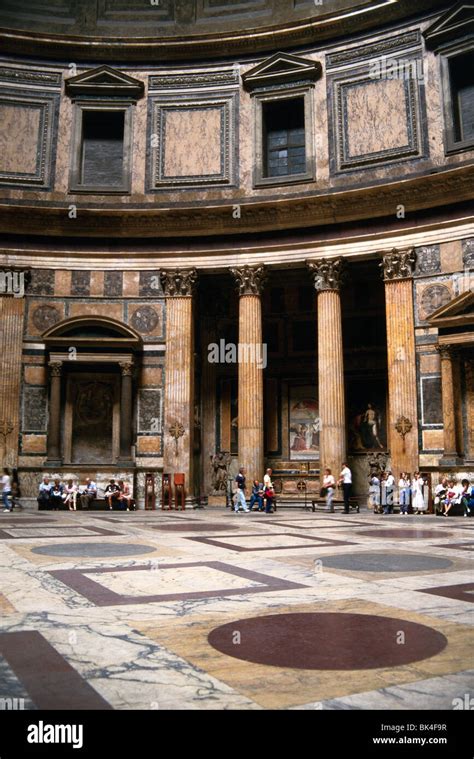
0;507;473;711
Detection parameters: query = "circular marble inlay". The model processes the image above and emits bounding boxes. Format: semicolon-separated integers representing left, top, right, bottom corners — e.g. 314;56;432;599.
358;529;452;540
319;552;453;572
130;305;159;334
32;304;61;331
153;522;239;532
208;613;447;670
31;543;156;557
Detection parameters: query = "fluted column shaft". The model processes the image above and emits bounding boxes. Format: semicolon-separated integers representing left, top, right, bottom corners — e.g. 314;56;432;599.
119;362;133;462
317;290;346;474
382;249;418;474
47;362;62;463
161;269;197;501
438;346;459;461
238;294;264;484
201;317;216;495
0;296;25;467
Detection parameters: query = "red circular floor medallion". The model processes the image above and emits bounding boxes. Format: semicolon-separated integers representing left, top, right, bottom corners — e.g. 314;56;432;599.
208;613;447;669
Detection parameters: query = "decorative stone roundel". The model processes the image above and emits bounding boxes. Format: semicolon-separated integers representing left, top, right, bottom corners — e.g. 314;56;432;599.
130;305;159;334
420;284;451;317
32;304;61;332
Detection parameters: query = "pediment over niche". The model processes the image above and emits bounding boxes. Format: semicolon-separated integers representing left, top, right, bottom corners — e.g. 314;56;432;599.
423;2;474;49
427;290;474;327
65;65;144;99
242;52;321;91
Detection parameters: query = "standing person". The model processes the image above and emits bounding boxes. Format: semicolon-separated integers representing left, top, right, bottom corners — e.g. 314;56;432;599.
63;479;78;511
37;476;52;510
104;479;121;510
398;472;411;515
338;462;352;514
369;472;381;513
49;478;64;511
234;467;249;513
1;468;12;512
411;472;427;514
79;478;97;510
383;470;395;514
322;468;336;512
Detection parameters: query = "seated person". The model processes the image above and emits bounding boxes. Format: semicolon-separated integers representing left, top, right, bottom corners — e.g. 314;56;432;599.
49;479;64;511
443;479;462;516
249;480;264;511
104;479;121;510
37;476;52;510
460;479;474;517
63;479;78;511
117;480;133;511
79;478;97;510
434;478;448;515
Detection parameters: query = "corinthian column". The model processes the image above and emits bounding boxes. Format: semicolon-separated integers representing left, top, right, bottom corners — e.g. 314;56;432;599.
380;248;419;474
229;265;266;486
47;361;62;464
118;361;133;464
160;268;197;502
436;344;461;465
307;258;346;477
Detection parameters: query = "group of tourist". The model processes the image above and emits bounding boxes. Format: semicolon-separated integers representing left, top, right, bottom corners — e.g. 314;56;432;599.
434;477;474;517
367;470;426;514
37;476;134;511
321;463;354;513
233;467;276;513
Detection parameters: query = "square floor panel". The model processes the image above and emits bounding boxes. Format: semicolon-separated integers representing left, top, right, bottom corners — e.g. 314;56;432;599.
186;532;357;553
48;561;308;607
0;525;123;539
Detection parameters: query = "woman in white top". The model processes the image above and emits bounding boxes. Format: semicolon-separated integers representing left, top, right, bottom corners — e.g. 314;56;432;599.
369;474;381;513
411;472;427;514
322;468;336;512
63;479;78;511
398;473;411;514
1;468;12;512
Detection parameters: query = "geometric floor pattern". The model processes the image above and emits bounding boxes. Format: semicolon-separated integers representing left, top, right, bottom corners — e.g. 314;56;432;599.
0;507;472;710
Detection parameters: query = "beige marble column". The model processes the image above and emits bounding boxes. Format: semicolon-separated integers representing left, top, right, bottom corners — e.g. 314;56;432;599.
47;361;62;464
118;361;133;464
230;265;266;486
201;316;217;495
307;258;346;476
436;344;461;465
381;249;419;475
0;295;25;467
160;268;197;501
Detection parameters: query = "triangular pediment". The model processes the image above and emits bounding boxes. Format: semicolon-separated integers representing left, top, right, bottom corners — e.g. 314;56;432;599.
428;290;474;326
65;65;144;99
242;52;321;91
423;2;474;49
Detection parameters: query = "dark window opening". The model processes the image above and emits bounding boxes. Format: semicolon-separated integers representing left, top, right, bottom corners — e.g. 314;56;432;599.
263;98;306;178
449;51;474;143
81;110;125;187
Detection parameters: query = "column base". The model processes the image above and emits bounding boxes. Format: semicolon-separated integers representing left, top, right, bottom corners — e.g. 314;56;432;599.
117;458;134;467
439;455;463;467
45;459;62;467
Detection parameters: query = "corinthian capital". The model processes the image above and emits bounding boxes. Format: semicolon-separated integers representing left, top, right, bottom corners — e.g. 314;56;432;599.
160;268;197;297
380;248;416;281
48;361;62;377
306;257;345;291
230;264;267;296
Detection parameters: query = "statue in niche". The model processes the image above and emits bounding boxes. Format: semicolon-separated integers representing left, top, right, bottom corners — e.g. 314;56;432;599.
210;451;231;493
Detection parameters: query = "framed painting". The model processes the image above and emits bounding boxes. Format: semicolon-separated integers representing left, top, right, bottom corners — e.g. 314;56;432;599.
347;381;387;453
289;385;319;460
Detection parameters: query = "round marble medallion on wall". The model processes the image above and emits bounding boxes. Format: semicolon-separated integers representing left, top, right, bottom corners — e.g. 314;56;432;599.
32;304;61;332
130;305;159;334
420;284;451;318
208;613;447;669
